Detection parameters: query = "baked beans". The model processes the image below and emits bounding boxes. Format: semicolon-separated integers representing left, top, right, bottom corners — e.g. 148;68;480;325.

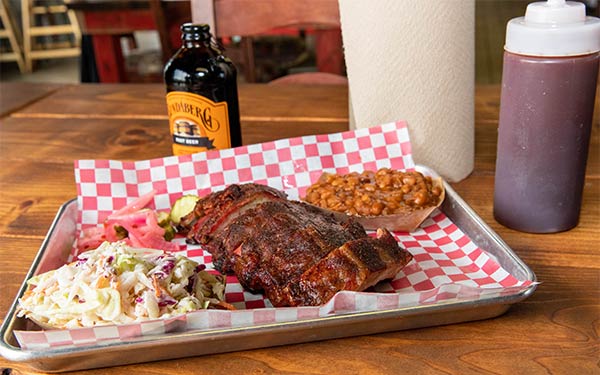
303;169;443;217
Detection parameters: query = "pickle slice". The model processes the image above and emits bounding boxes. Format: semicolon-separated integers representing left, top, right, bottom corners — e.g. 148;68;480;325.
157;211;175;241
170;195;199;225
157;211;170;227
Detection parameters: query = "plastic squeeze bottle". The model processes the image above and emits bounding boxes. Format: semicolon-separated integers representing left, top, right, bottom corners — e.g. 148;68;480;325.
493;0;600;233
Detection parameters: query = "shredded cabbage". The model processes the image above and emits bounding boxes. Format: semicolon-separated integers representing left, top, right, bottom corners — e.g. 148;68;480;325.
17;241;226;329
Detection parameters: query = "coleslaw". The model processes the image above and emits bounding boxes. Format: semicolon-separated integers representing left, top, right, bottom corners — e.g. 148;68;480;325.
17;241;227;329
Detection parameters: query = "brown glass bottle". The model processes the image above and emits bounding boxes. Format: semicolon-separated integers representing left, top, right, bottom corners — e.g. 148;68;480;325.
164;23;242;155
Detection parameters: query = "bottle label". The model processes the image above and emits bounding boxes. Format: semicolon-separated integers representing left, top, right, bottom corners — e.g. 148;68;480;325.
166;91;231;155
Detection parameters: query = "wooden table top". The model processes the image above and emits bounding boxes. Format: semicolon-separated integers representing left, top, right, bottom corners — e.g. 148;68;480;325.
0;82;63;118
0;83;598;374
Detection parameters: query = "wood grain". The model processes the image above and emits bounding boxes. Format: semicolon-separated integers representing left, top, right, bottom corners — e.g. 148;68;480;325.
13;83;350;121
0;82;62;118
0;82;598;375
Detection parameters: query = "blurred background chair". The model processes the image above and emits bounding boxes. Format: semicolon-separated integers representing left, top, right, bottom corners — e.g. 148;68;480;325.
190;0;347;84
0;0;26;72
21;0;81;72
2;0;596;84
65;0;189;83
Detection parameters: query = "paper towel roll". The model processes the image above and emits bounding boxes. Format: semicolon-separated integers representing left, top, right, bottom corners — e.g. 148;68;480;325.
339;0;475;182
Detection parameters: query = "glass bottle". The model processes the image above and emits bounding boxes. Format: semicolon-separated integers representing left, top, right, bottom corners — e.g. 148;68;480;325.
493;0;600;233
164;23;242;156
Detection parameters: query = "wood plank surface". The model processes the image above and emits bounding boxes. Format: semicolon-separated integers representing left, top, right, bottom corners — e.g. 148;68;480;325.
0;82;63;118
12;83;350;122
0;82;598;375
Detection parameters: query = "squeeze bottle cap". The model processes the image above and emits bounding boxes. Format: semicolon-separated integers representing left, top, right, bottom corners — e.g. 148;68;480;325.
505;0;600;56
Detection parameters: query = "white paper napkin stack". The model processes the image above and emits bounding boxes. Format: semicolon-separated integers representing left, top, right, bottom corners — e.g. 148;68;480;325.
339;0;475;182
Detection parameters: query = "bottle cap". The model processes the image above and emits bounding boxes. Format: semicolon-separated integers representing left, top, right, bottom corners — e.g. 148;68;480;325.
505;0;600;56
181;23;212;42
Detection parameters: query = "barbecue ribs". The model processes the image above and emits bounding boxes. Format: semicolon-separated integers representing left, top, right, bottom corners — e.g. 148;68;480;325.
178;183;413;307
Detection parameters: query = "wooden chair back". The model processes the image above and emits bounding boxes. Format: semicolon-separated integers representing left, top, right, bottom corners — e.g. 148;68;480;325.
189;0;345;83
21;0;81;72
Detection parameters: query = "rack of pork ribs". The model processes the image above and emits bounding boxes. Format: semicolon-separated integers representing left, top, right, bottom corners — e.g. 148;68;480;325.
177;183;413;307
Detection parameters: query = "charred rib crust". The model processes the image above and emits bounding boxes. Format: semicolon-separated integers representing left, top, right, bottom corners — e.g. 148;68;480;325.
280;229;412;306
179;183;412;307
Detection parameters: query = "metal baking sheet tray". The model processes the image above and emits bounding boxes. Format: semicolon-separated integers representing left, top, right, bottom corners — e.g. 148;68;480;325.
0;169;537;372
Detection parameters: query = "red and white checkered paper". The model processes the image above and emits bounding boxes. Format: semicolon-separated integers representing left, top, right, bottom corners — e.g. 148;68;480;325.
15;121;534;350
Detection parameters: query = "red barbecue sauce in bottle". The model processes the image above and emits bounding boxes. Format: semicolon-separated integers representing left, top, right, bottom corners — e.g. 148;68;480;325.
164;23;242;155
493;0;600;233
